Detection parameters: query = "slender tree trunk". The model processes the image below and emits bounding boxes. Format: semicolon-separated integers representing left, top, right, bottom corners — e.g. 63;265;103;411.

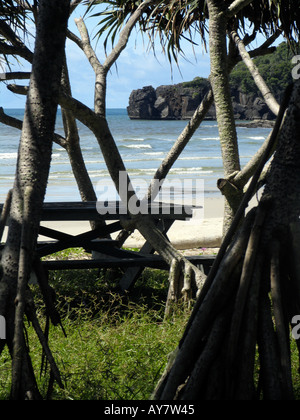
60;58;98;204
207;0;243;233
60;61;109;236
231;31;280;117
0;0;70;400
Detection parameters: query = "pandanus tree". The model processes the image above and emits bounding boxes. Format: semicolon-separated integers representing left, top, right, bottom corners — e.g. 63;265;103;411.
92;0;300;399
92;0;299;230
141;0;300;400
0;0;70;399
0;0;206;399
0;0;300;400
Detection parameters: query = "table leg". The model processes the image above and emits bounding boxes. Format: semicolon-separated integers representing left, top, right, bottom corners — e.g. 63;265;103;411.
119;219;174;291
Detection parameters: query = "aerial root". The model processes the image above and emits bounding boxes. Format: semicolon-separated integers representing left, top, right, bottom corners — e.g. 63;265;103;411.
270;240;294;399
288;222;300;373
165;258;182;320
25;290;64;391
165;258;206;320
154;202;300;400
3;187;65;399
0;189;12;243
154;210;255;400
225;203;267;398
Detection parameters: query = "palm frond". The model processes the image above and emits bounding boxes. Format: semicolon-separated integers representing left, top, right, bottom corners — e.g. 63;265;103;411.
0;1;29;70
84;0;300;66
0;0;27;29
238;0;300;43
84;1;140;50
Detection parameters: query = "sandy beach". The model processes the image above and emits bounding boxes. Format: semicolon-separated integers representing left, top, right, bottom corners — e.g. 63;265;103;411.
122;196;225;250
0;110;268;252
121;195;259;250
29;195;259;251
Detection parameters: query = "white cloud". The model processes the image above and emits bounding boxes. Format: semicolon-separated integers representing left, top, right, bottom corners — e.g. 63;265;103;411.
0;4;211;110
103;43;210;108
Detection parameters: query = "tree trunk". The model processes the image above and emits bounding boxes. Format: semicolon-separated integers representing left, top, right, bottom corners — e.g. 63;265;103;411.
231;31;280;117
207;0;243;233
62;10;208;298
60;58;98;204
152;81;299;400
0;0;69;400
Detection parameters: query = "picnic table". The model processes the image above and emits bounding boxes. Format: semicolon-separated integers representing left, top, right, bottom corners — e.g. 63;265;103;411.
0;201;215;290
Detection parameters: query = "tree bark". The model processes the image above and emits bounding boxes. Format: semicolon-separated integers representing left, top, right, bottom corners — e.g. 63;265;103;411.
153;81;299;400
60;57;99;204
207;0;243;233
0;0;70;400
231;31;280;117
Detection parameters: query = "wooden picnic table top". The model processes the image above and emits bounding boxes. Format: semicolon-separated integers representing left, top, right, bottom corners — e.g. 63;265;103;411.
0;198;213;289
36;201;195;222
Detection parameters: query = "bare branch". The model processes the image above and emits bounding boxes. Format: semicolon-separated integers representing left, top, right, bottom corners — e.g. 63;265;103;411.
0;106;23;129
75;17;107;115
0;72;31;81
102;0;158;72
232;31;280;116
0;105;67;149
7;83;28;95
75;17;102;72
74;0;160;116
66;29;84;50
147;89;214;199
227;0;253;17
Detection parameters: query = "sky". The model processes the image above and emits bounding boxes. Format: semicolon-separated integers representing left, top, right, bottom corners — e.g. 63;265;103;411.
0;3;211;109
0;3;285;110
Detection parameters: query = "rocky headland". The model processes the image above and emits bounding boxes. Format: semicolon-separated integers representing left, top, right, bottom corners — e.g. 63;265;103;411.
127;78;276;123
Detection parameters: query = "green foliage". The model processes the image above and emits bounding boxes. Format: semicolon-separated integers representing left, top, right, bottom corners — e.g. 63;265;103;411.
230;42;295;100
1;248;300;400
182;76;209;89
0;249;190;400
0;0;28;70
85;0;300;67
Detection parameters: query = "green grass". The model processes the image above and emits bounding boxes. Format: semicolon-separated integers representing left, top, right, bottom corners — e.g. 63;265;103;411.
1;248;300;399
0;250;190;400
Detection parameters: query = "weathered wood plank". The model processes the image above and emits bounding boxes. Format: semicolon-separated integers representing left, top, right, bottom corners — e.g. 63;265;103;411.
36;221;122;257
41;255;215;272
0;201;195;222
119;219;174;291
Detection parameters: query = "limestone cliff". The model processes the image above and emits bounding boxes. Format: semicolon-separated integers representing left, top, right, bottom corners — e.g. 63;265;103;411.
127;79;275;121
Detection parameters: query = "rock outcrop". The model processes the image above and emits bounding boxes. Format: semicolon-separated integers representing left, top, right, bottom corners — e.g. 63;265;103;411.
127;79;276;121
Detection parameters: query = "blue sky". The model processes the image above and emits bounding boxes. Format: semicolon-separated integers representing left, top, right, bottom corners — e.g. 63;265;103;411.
0;3;210;109
0;3;284;110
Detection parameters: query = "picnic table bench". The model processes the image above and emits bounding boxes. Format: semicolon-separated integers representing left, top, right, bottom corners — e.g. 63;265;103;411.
0;201;215;290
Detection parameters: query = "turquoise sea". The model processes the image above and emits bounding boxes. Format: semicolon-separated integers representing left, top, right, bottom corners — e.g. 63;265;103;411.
0;108;272;203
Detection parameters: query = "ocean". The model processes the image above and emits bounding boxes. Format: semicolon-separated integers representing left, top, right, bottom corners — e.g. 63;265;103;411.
0;108;272;203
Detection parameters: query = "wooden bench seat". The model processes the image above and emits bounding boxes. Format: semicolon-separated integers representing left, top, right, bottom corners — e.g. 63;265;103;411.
42;255;215;272
1;200;206;290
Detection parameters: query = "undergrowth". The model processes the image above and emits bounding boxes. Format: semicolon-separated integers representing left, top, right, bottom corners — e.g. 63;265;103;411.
1;248;300;399
0;250;191;400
